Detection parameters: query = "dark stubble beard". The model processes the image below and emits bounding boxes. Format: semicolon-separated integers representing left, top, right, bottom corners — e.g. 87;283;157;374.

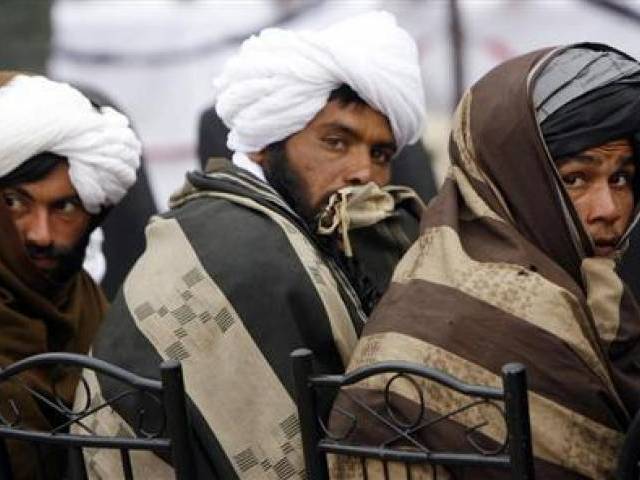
25;231;91;284
262;143;348;270
262;142;318;228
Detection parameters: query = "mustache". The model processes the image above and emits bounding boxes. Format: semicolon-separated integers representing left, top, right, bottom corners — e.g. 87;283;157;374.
25;243;74;262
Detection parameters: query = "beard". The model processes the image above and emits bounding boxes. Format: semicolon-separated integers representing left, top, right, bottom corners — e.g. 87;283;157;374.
262;144;347;266
25;232;91;284
262;143;318;227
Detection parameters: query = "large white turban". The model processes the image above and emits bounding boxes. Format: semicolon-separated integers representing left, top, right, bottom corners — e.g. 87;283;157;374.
214;10;426;154
0;74;142;214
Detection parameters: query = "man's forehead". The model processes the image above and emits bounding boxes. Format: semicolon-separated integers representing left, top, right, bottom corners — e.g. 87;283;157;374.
556;139;635;168
7;161;78;198
0;152;68;188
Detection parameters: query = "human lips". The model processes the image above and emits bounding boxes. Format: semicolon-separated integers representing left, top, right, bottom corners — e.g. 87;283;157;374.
28;253;58;270
593;238;619;257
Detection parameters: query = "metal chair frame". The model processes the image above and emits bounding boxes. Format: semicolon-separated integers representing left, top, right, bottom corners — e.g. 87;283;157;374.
0;352;196;480
291;348;535;480
616;407;640;480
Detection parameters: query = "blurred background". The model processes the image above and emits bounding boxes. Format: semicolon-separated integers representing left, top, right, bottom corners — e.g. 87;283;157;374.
4;0;640;208
3;0;640;295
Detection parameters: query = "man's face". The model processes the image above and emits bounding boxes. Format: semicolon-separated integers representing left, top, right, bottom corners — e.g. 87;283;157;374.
1;161;92;280
557;139;636;257
261;100;396;221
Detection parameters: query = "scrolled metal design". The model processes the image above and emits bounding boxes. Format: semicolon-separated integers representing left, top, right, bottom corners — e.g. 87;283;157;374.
0;399;21;428
53;372;92;416
464;400;507;455
0;366;167;441
328;372;509;457
318;405;357;441
383;372;425;430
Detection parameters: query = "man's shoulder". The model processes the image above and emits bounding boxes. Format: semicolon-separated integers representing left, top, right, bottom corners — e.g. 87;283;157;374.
145;193;306;283
165;192;291;248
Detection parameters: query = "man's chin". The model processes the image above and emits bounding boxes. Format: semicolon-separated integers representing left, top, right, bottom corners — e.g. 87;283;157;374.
30;257;80;284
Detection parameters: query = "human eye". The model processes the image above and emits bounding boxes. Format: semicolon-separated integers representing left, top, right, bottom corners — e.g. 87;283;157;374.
2;191;26;211
54;198;81;215
323;136;347;151
371;146;394;165
560;173;586;189
611;171;633;188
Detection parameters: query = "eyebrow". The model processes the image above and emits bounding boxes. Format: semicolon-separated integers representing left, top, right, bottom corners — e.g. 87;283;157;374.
322;122;398;152
556;153;634;168
11;187;34;201
11;187;82;205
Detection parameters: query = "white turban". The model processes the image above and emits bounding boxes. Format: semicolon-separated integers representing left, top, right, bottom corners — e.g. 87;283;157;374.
0;74;142;214
214;10;426;154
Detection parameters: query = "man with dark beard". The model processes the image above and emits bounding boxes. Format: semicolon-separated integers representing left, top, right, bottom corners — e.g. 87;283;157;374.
0;154;96;284
84;11;427;480
0;72;141;479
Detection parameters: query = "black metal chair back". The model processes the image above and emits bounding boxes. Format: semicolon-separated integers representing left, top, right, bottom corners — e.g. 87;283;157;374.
617;408;640;480
0;352;196;480
291;348;535;480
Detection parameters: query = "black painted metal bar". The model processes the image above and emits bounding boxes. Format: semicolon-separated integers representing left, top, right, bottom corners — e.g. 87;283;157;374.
616;407;640;479
0;353;161;392
291;348;328;480
161;360;197;480
318;441;511;468
361;456;368;480
0;439;12;480
502;363;535;480
0;428;171;450
312;361;503;399
120;449;133;480
34;444;45;480
68;445;88;480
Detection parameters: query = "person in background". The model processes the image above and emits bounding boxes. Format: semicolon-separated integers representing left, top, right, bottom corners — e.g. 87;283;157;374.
331;43;640;479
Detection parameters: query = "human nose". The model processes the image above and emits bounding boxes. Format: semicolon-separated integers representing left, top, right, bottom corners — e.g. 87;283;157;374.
24;209;53;247
344;148;373;186
587;184;620;224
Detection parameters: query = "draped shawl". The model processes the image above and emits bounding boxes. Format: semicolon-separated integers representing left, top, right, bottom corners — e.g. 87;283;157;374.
0;70;125;479
81;160;420;479
330;43;640;480
0;192;106;480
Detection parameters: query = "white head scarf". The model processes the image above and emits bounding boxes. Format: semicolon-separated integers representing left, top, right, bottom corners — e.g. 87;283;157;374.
0;74;142;214
214;10;426;156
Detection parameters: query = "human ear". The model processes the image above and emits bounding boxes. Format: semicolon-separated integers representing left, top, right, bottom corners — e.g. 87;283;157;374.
249;151;267;166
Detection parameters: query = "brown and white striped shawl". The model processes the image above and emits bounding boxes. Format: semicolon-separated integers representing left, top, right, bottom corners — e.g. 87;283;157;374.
330;44;640;480
80;159;419;479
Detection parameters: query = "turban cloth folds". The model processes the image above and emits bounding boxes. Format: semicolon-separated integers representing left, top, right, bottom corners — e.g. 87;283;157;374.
214;11;426;154
0;74;142;214
541;79;640;161
535;46;640;160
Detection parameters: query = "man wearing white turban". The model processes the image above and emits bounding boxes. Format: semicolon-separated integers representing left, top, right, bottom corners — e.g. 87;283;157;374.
86;11;427;479
0;71;141;479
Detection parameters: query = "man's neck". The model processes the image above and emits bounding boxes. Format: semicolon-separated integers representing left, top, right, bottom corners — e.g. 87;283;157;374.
232;152;266;182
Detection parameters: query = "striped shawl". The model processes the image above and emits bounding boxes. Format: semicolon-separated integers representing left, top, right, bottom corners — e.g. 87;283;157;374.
330;45;640;480
80;160;419;479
